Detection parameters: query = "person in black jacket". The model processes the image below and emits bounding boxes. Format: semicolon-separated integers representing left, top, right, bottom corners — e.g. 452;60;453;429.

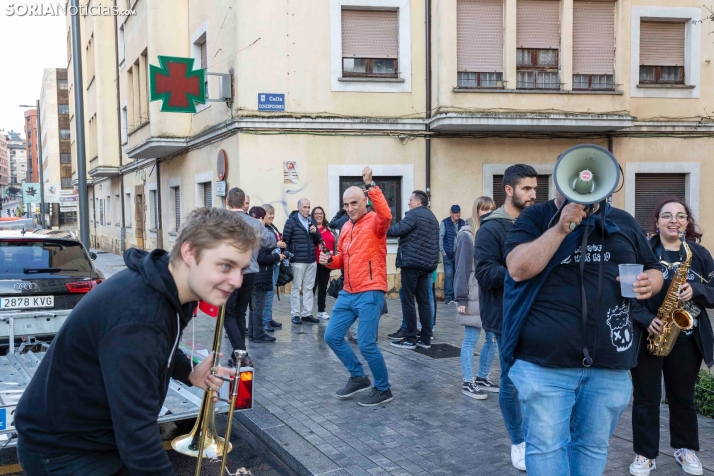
628;197;714;476
474;164;537;472
15;208;259;476
330;204;351;232
283;198;323;324
387;190;439;350
247;206;285;342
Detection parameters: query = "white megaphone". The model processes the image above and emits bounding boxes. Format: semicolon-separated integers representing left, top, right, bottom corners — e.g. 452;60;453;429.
552;144;621;230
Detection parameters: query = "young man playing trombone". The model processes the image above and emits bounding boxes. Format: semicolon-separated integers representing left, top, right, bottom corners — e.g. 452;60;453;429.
15;207;260;476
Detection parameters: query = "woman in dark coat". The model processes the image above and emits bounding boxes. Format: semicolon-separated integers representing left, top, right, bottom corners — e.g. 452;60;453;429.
629;196;714;476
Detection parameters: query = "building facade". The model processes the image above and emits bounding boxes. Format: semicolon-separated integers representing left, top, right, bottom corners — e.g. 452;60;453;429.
66;0;714;292
0;134;7;196
23;110;39;185
1;130;27;187
40;68;75;228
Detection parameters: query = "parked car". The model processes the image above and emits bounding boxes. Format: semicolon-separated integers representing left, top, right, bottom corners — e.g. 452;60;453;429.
0;229;104;352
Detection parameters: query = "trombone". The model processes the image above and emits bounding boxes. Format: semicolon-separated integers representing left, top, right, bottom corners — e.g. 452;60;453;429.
172;306;255;475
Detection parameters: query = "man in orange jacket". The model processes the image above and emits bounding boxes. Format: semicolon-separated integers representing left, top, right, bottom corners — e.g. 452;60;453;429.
320;166;393;407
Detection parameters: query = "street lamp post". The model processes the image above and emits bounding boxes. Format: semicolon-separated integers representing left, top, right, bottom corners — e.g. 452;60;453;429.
19;103;46;229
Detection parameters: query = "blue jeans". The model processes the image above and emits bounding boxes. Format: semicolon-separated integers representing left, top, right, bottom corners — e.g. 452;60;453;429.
17;440;123;476
324;290;389;391
443;255;455;301
263;263;280;327
460;327;498;381
495;334;524;445
509;359;632;476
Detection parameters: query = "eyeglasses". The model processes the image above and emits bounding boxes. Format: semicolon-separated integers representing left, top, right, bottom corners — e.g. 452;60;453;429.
659;213;688;222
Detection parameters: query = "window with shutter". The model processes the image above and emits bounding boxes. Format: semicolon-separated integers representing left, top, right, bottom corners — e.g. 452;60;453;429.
639;21;685;84
457;0;504;88
492;175;550;208
202;182;213;208
200;41;207;70
342;9;399;77
634;174;686;233
172;186;181;231
573;1;615;90
516;0;560;90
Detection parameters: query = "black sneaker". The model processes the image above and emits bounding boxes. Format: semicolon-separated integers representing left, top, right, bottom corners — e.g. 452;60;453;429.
390;339;416;350
291;316;302;325
335;375;371;398
474;376;500;393
346;335;358;345
387;329;406;341
302;315;320;323
358;387;393;407
416;339;431;349
462;380;488;400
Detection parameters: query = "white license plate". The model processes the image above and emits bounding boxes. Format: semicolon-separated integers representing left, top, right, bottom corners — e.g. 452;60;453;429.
0;296;54;309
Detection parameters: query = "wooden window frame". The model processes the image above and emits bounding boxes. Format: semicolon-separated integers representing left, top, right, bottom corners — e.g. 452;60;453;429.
342;58;399;79
516;48;560;90
572;74;614;91
638;65;685;85
457;72;504;89
339;176;402;225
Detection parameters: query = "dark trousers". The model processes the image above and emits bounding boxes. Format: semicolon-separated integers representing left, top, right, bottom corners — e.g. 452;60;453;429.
248;284;269;339
224;273;255;351
17;440;124;476
313;264;331;313
631;335;702;459
400;268;432;343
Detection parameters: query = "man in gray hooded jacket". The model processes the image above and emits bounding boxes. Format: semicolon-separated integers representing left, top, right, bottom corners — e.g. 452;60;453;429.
474;164;537;472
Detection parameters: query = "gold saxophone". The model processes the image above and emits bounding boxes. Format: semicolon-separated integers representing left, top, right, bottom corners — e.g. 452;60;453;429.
647;232;694;357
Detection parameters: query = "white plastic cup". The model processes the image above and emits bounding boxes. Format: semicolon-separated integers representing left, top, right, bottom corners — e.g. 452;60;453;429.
619;264;644;298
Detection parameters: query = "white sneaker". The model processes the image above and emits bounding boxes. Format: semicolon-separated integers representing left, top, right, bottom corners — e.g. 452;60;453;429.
674;449;703;475
511;442;526;471
630;455;656;476
317;312;330;319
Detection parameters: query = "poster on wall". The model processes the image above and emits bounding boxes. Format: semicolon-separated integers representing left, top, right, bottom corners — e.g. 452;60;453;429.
44;183;61;203
21;183;40;203
59;189;79;212
283;161;298;184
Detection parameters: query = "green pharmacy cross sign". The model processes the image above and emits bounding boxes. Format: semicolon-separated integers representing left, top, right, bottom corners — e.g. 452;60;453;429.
149;56;206;113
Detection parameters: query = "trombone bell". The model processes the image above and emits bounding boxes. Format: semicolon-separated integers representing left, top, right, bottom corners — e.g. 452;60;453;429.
170;393;232;458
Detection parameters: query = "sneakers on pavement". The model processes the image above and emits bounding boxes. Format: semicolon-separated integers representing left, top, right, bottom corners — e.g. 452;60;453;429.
335;375;371;398
302;315;320;323
357;387;393;407
630;455;656;476
674;449;703;475
269;320;283;328
387;329;406;341
474;376;500;393
317;312;330;319
462;380;487;400
346;335;358;345
390;339;416;350
511;442;526;471
416;339;431;349
291;316;302;325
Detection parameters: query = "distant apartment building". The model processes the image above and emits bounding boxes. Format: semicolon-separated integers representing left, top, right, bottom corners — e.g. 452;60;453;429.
0;130;25;187
0;134;7;196
24;110;38;183
40;68;74;227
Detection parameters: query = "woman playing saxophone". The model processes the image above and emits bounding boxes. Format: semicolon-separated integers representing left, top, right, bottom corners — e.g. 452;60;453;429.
629;197;714;476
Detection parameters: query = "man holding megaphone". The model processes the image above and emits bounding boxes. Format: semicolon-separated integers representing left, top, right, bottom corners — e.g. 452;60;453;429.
499;145;664;476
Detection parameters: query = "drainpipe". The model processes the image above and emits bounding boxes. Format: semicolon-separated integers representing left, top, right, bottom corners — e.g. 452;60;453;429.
92;184;97;247
425;0;432;204
607;135;613;153
114;0;126;252
155;161;163;250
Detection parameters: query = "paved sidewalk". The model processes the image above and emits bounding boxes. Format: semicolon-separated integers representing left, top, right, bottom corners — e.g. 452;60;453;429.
93;254;714;475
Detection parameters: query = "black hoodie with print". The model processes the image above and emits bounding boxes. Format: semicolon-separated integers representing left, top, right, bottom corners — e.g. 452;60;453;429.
15;249;196;475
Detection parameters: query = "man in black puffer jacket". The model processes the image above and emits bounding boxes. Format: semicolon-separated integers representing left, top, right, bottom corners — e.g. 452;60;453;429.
387;190;439;349
283;198;323;324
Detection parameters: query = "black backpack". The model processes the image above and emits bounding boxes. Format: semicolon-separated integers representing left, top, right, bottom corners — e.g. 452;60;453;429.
276;261;294;287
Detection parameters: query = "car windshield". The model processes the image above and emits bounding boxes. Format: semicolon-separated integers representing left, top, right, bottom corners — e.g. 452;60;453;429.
0;240;92;275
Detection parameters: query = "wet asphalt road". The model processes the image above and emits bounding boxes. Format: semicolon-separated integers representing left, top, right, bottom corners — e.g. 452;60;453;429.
0;416;282;475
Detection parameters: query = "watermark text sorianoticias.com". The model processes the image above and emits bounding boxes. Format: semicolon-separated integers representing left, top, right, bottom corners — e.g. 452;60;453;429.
5;3;136;16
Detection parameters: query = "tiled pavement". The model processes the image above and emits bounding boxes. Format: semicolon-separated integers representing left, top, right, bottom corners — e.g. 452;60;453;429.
93;254;714;475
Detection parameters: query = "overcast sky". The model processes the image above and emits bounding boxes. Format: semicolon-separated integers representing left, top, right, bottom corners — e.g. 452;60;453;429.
0;1;67;136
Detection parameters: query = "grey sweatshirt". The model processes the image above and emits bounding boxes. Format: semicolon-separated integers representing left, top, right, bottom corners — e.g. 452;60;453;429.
453;224;480;318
